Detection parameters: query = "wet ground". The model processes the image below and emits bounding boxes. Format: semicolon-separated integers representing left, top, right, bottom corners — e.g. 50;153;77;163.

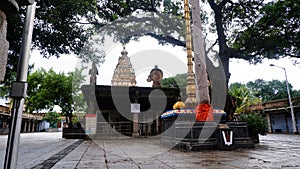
0;132;300;169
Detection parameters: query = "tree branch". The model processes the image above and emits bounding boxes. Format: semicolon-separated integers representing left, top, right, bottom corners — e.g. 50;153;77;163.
146;33;185;47
219;0;231;8
208;0;218;11
69;21;106;27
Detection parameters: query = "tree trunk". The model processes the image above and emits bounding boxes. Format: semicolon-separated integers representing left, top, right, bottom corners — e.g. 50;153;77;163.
209;0;236;121
208;0;231;86
191;0;210;104
68;113;73;128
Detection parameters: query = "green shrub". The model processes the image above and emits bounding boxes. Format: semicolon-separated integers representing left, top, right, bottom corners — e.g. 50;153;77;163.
239;113;268;135
43;112;61;128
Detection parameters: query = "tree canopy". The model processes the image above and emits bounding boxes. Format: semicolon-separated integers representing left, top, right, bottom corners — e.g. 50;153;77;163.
232;0;300;60
161;73;187;100
3;0;299;101
2;0;97;96
246;79;300;102
230;79;300;104
206;0;300;86
43;111;61;128
26;68;85;128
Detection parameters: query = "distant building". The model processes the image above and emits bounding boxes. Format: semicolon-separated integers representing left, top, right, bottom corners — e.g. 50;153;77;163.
111;47;136;87
0;104;44;134
247;97;300;133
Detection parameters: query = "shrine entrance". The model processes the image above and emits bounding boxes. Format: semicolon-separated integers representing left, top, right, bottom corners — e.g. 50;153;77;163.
81;85;180;138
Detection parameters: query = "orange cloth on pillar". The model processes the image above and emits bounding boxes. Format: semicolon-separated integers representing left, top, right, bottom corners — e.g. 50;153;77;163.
195;103;214;121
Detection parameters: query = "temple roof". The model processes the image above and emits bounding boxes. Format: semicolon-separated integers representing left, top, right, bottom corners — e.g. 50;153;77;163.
81;85;180;111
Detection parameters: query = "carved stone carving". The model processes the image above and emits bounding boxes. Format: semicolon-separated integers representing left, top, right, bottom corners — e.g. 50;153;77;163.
89;62;98;85
147;65;163;88
111;47;136;87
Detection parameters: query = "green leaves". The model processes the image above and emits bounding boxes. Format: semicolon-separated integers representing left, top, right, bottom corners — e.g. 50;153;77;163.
3;0;299;108
161;73;187;100
246;79;299;102
230;79;300;112
232;0;300;60
26;68;86;127
3;0;98;93
229;82;261;114
239;113;268;135
43;111;61;128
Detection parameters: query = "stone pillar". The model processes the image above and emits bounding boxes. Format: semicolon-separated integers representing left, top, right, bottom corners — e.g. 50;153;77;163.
156;115;159;134
151;112;157;135
36;121;40;131
28;121;31;132
0;0;35;82
0;10;9;82
27;121;31;132
31;121;35;132
33;122;36;132
267;113;272;133
0;0;18;82
89;101;96;114
132;113;139;137
23;120;27;132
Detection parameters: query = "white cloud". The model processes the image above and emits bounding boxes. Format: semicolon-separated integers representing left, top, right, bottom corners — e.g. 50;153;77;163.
30;37;300;91
229;58;300;90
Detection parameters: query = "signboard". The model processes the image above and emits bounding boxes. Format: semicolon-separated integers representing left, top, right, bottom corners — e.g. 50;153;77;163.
85;114;96;134
131;103;140;113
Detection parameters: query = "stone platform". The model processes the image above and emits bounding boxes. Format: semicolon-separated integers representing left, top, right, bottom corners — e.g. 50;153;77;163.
161;113;254;150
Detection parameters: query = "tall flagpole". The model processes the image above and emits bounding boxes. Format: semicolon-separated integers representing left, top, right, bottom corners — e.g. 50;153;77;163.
184;0;197;108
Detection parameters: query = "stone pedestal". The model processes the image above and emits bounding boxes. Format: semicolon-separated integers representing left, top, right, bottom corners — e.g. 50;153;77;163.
161;114;255;150
132;113;139;137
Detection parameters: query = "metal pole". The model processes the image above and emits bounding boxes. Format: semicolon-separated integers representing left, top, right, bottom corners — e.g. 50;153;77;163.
283;68;298;133
270;64;298;133
4;2;36;169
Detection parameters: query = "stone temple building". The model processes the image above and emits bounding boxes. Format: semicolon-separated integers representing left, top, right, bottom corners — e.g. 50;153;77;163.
82;47;179;137
111;47;136;87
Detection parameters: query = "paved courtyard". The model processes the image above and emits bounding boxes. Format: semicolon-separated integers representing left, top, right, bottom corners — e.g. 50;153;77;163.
0;132;300;169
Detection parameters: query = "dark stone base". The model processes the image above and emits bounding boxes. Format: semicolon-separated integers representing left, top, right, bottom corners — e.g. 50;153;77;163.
161;118;254;151
0;128;9;135
62;127;87;139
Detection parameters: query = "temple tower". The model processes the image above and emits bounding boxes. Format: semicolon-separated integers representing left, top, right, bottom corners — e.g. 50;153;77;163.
111;47;137;87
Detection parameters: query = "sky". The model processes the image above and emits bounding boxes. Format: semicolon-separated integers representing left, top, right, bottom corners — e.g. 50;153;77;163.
29;37;300;91
2;38;297;106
